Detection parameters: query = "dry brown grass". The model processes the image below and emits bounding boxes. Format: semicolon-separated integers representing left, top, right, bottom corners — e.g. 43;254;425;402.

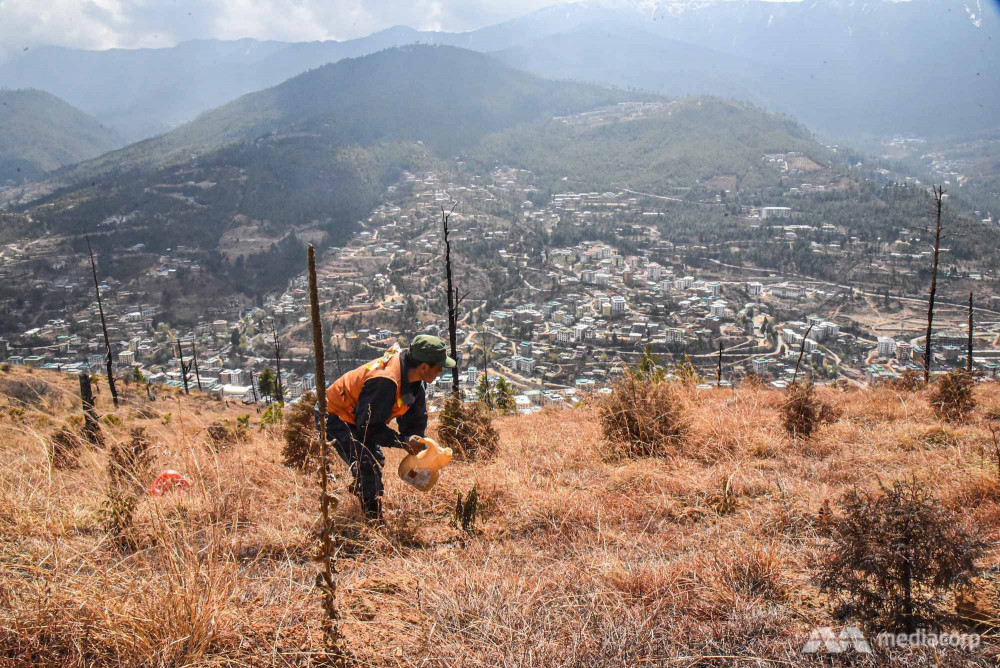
1;367;998;665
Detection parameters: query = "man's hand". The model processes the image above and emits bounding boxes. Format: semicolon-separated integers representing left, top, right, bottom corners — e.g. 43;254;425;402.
404;434;426;455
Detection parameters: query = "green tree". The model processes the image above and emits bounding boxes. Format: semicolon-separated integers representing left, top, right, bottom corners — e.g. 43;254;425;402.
257;368;276;403
495;376;516;414
475;372;494;408
132;367;145;385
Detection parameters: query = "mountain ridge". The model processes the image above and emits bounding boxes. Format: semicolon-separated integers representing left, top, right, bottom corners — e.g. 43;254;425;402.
2;0;995;143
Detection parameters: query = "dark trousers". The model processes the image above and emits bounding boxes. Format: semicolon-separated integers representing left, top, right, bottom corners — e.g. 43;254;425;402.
314;407;394;519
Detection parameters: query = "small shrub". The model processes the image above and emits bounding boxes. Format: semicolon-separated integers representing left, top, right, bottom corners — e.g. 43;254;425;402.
104;427;156;550
0;377;51;407
206;417;250;450
598;370;687;458
816;477;988;633
161;412;172;425
929;370;976;422
101;413;123;428
453;485;479;534
0;363;9;373
781;381;837;440
206;421;229;445
438;395;499;461
711;541;786;602
4;406;25;422
259;402;283;430
49;426;84;469
673;355;700;386
282;391;319;469
889;370;924;391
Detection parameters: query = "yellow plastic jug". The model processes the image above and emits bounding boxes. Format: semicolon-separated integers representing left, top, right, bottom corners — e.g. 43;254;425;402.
398;437;453;492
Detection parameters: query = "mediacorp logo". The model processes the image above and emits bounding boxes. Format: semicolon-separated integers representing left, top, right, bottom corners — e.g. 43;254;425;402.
802;626;872;654
803;626;982;654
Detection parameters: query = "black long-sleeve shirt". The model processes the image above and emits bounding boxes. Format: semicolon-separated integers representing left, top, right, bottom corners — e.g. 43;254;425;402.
352;352;427;448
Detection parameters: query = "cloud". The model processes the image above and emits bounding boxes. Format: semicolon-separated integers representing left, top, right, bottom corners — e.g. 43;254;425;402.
0;0;567;62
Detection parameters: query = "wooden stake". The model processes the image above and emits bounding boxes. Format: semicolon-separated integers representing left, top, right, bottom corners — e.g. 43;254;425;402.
79;372;102;445
307;244;340;648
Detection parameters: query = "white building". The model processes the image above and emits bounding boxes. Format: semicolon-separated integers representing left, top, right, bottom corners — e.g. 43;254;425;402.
747;281;763;297
877;337;896;357
761;206;792;219
610;295;627;314
710;301;726;318
752;357;774;375
895;341;913;361
665;328;685;344
512;355;535;374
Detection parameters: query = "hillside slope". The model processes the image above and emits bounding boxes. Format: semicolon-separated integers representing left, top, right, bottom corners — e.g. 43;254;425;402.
1;367;998;664
0;89;123;183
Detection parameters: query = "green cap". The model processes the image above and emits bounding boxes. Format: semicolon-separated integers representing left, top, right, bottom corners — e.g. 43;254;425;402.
409;334;456;368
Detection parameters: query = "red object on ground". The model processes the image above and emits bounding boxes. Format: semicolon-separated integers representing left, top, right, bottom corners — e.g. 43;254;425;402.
149;470;193;496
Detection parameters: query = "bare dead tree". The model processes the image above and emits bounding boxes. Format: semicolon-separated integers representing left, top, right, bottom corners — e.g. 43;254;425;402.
442;204;461;395
307;244;341;649
717;340;723;386
792;324;814;384
85;233;118;407
924;186;945;385
271;319;284;403
190;341;203;391
175;342;190;395
480;325;492;410
967;291;974;373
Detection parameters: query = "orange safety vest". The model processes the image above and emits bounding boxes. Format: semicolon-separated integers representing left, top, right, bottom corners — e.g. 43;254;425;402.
326;350;408;426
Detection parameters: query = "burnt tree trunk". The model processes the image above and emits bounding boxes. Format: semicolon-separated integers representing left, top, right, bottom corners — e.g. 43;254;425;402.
717;340;723;386
442;206;460;395
79;373;102;445
792;324;814;384
176;343;190;395
272;320;284;403
190;342;203;391
967;291;974;373
923;187;945;385
85;234;118;407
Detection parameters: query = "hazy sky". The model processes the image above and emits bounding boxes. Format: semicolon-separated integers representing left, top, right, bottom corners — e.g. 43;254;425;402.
0;0;858;64
0;0;576;59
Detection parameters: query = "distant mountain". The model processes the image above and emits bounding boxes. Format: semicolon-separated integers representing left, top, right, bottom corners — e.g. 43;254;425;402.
21;47;630;298
495;22;769;107
16;45;838;308
50;45;626;186
1;0;996;143
632;0;1000;138
0;89;124;183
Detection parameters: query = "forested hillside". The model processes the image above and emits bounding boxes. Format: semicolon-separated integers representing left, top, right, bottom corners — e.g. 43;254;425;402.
0;89;123;183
